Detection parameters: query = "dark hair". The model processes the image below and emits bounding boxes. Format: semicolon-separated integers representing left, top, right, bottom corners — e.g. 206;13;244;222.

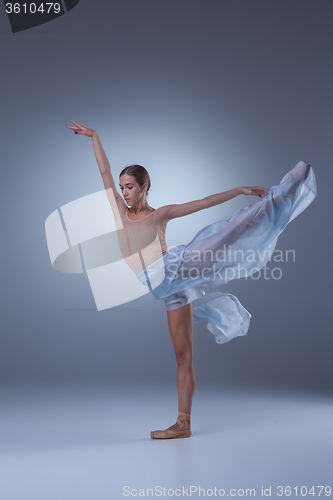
119;164;151;195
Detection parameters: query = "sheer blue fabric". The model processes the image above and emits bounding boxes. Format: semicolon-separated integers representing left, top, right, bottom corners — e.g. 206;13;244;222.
136;161;317;344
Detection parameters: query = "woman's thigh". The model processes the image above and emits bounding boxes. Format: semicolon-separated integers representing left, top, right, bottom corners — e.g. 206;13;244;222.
166;302;194;355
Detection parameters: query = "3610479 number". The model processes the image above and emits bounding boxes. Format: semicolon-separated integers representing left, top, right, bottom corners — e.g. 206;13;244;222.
276;485;332;496
5;3;61;14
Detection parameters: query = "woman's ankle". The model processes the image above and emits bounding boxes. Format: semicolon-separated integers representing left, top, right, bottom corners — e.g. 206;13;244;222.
177;411;191;430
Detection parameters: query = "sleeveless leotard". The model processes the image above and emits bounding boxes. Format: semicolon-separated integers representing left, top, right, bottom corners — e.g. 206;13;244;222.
118;207;169;275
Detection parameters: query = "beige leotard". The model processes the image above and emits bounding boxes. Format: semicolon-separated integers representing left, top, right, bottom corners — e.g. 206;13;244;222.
117;207;169;275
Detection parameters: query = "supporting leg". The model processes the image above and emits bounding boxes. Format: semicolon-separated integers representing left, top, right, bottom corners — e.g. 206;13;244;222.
150;302;195;439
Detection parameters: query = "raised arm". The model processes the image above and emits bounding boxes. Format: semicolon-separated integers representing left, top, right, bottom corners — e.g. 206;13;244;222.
66;119;127;216
158;185;269;222
91;132;124;201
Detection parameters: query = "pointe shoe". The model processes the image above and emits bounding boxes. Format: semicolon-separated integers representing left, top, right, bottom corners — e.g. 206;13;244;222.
150;411;192;439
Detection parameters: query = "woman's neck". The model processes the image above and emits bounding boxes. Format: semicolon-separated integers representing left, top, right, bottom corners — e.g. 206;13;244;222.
129;200;153;215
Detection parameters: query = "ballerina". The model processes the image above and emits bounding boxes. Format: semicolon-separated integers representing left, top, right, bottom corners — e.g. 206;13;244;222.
66;119;317;439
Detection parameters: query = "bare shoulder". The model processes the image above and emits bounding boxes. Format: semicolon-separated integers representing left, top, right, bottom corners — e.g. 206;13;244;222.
155;204;176;223
156;199;207;222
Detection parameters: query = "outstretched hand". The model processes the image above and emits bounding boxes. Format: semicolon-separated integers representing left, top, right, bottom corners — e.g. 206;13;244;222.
242;186;270;198
66;119;96;138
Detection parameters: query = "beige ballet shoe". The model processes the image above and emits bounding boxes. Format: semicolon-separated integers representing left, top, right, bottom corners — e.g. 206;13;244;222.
150;411;192;439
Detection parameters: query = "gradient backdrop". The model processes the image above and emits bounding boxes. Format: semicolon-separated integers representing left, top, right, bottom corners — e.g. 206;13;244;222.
0;2;332;495
0;0;333;500
1;0;331;388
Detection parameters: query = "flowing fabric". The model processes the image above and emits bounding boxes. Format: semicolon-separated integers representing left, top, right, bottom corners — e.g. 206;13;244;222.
136;161;317;344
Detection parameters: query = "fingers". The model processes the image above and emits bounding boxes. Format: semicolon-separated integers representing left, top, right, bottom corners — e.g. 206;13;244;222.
255;186;269;198
69;119;83;128
256;186;270;197
69;119;86;133
66;125;80;134
67;120;85;135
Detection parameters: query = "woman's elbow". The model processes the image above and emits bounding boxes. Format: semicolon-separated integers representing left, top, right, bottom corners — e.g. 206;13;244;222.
201;198;210;210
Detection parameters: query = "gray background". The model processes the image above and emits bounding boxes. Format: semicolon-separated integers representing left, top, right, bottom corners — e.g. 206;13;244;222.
1;0;332;392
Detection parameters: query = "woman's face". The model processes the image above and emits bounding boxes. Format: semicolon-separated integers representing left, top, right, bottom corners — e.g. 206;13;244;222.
119;174;145;206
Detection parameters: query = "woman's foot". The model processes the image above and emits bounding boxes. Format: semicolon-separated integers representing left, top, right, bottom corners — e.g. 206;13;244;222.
150;411;191;439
